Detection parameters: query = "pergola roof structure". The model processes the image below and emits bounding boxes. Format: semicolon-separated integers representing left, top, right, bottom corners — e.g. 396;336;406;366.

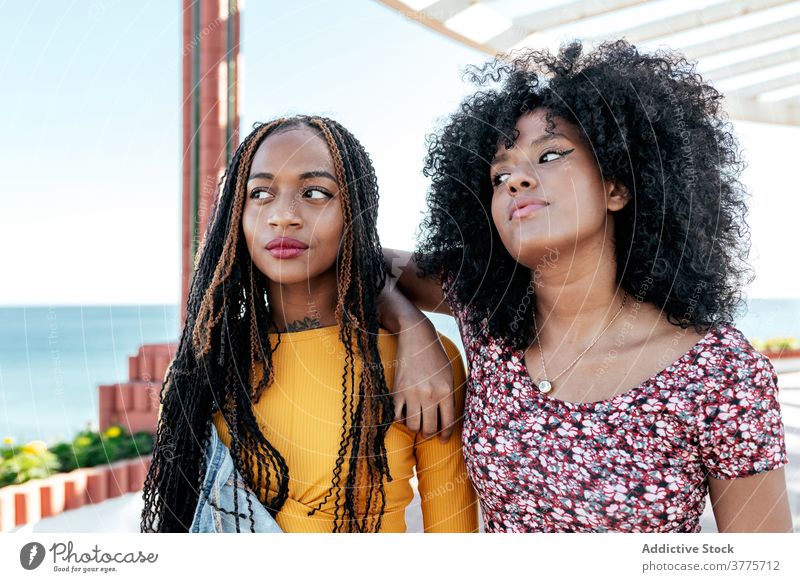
377;0;800;125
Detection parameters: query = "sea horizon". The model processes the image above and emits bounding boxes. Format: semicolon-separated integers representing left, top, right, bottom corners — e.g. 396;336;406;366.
2;298;799;445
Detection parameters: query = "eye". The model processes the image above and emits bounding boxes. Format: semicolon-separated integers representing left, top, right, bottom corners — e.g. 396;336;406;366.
250;188;274;201
492;172;510;187
303;188;333;200
539;148;575;163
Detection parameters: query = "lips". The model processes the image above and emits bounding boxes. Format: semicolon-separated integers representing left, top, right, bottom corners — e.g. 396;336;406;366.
509;198;548;220
265;237;308;259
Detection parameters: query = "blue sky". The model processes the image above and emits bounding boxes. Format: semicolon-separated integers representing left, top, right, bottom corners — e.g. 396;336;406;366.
1;0;797;304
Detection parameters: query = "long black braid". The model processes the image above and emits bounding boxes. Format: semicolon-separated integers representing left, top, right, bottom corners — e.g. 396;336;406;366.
140;116;394;533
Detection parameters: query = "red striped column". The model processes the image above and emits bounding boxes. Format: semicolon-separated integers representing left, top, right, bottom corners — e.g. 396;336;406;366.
181;0;241;324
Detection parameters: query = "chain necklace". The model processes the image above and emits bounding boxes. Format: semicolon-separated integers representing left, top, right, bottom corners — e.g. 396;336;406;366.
530;292;629;394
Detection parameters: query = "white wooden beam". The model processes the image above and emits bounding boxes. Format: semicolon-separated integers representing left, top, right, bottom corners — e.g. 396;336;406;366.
760;83;800;101
374;0;496;55
487;0;658;53
684;14;800;59
728;72;800;98
486;24;531;52
420;0;472;21
373;0;800;126
725;95;800;124
604;0;793;45
513;0;651;32
703;46;800;81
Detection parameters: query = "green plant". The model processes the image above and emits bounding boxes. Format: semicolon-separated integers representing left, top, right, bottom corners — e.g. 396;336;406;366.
0;440;60;488
1;426;155;489
51;425;154;472
752;336;800;353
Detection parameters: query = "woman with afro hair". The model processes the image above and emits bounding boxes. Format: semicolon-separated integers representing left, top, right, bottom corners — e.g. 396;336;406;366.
381;40;792;532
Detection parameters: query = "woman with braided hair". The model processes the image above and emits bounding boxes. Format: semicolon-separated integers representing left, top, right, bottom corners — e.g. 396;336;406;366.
140;115;478;533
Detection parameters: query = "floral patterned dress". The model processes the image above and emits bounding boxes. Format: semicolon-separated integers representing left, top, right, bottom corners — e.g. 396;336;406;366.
447;292;788;532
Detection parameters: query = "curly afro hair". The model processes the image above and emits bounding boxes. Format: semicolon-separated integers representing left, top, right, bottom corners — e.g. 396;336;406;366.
414;39;753;351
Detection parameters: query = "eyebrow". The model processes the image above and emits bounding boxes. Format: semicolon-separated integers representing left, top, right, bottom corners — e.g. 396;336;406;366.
247;170;337;181
491;132;570;164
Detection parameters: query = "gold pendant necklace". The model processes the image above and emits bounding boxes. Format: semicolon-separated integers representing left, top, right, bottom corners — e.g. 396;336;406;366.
531;292;628;394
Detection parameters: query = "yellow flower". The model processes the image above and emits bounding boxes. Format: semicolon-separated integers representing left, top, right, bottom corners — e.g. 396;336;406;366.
104;426;122;438
75;436;92;447
2;436;14;446
21;440;48;455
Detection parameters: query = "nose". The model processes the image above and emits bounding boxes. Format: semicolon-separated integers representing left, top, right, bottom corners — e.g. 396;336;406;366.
267;194;302;229
507;171;537;196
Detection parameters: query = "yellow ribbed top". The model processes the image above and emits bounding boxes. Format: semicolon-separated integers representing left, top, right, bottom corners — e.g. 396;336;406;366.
212;326;478;533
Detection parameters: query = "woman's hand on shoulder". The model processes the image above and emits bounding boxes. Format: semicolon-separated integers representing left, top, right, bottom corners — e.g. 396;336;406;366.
378;249;457;441
391;312;456;442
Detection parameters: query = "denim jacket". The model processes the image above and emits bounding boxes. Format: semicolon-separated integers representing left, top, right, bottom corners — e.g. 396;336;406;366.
190;422;283;533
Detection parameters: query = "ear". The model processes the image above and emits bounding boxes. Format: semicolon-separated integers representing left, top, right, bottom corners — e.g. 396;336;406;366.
605;181;630;212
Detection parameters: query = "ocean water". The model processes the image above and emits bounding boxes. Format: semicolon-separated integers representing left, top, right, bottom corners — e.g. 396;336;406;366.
1;299;798;444
0;306;179;445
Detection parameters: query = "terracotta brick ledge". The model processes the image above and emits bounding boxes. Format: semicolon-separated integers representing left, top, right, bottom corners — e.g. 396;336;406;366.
0;454;152;532
764;348;800;360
